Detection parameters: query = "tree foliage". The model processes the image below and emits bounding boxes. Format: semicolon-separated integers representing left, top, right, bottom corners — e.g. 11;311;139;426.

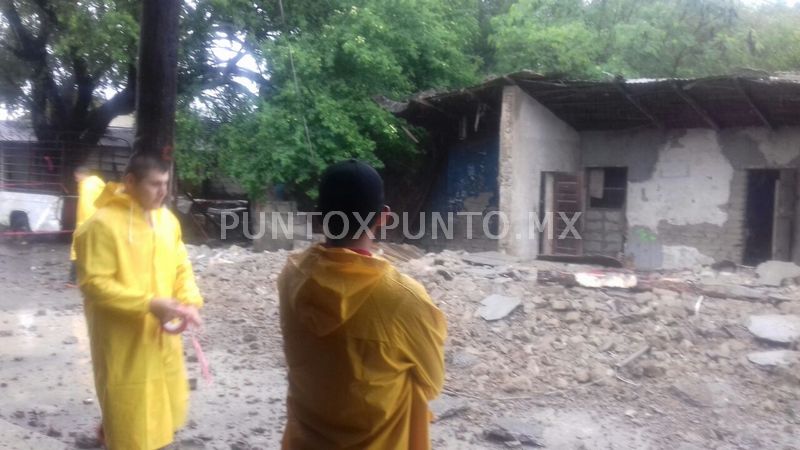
490;0;800;78
209;0;482;199
0;0;140;142
2;0;800;199
0;0;266;143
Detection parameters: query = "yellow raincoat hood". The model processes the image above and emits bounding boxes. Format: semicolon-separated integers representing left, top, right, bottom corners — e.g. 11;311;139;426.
279;245;446;450
69;174;105;261
93;180;124;208
285;245;391;336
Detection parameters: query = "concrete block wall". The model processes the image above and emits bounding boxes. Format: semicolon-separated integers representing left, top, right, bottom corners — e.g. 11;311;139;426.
655;169;747;263
582;128;800;269
583;209;625;257
498;85;580;259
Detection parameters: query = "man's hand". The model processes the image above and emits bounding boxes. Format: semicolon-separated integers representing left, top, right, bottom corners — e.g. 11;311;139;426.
149;298;183;324
179;305;203;328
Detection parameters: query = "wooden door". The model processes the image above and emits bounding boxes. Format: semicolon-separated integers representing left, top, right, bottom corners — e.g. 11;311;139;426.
773;169;796;261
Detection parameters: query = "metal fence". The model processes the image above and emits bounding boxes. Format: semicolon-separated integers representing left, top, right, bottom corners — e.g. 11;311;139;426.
0;137;132;195
0;136;133;235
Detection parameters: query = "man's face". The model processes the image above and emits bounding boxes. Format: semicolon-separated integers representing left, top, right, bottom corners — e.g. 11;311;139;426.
125;170;169;210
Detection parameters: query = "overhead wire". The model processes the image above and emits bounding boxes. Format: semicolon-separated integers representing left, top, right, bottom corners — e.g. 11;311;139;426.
277;0;316;158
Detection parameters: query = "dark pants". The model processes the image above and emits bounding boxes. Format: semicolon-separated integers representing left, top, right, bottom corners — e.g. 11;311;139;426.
69;262;77;284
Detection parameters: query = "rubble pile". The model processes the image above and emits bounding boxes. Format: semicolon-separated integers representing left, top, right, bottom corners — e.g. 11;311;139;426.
188;244;800;448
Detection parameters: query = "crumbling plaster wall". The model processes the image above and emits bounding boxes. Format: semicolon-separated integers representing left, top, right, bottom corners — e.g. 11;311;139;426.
422;134;500;253
581;127;800;269
499;85;580;259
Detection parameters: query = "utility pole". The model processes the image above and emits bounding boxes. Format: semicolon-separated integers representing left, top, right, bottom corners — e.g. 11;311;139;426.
134;0;180;160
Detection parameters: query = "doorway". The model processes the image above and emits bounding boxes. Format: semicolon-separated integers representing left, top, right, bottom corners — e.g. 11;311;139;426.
540;172;583;256
743;169;779;265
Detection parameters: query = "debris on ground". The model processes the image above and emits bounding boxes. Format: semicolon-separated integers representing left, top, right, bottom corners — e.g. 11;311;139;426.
483;418;543;447
747;314;800;344
747;350;800;367
3;241;800;449
755;260;800;287
429;395;469;422
178;243;800;448
477;294;521;321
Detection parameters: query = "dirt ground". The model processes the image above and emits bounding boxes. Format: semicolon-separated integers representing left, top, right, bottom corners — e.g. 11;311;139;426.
1;240;799;449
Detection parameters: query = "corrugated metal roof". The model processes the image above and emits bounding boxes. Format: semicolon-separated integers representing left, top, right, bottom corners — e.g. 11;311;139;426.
0;121;134;147
391;73;800;131
0;121;34;142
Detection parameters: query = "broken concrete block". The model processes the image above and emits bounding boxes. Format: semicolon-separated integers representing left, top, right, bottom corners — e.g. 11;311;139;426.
484;418;543;447
549;300;572;311
747;350;800;367
477;295;521;321
574;271;637;289
755;260;800;287
747;315;800;344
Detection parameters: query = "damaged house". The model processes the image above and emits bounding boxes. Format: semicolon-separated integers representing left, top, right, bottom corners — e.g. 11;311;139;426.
389;72;800;270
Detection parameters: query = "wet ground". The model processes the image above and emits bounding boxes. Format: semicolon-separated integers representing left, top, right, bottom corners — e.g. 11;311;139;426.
1;240;798;449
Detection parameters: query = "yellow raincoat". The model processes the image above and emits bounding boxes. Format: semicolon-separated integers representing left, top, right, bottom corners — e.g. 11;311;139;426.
74;182;203;450
70;174;106;261
278;245;447;450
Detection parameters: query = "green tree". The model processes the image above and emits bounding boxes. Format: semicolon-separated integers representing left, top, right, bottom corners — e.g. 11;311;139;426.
489;0;800;79
0;0;139;142
490;0;602;77
0;0;267;144
215;0;482;199
739;1;800;72
602;0;745;77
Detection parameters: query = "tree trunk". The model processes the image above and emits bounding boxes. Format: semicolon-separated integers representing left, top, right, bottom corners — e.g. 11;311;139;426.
134;0;180;159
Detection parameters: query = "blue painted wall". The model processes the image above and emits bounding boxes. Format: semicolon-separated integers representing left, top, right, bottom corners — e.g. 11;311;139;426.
427;135;500;214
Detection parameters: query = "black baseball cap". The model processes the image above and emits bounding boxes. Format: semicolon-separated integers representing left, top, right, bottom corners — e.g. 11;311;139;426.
317;159;384;237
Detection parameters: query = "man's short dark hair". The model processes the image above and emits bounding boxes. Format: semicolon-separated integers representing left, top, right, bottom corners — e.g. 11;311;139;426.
74;165;91;176
317;159;384;240
124;152;171;180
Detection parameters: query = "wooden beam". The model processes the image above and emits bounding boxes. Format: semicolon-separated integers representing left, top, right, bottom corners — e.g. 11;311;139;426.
460;89;498;117
734;78;774;131
671;82;720;130
614;82;664;130
410;98;457;120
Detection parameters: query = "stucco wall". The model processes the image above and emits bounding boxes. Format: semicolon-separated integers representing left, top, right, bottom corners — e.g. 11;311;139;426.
581;127;800;269
499;86;580;259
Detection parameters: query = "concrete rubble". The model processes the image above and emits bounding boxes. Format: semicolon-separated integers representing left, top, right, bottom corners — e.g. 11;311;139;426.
483;418;543;447
747;350;800;367
2;241;799;449
477;295;521;321
755;260;800;287
747;314;800;344
183;242;800;449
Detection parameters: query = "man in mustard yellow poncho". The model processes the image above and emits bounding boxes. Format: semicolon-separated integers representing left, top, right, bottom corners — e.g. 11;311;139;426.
74;152;203;450
278;160;447;450
69;166;106;285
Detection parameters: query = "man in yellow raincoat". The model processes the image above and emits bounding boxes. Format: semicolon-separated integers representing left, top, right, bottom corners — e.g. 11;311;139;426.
74;152;203;450
69;166;106;285
279;159;447;449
